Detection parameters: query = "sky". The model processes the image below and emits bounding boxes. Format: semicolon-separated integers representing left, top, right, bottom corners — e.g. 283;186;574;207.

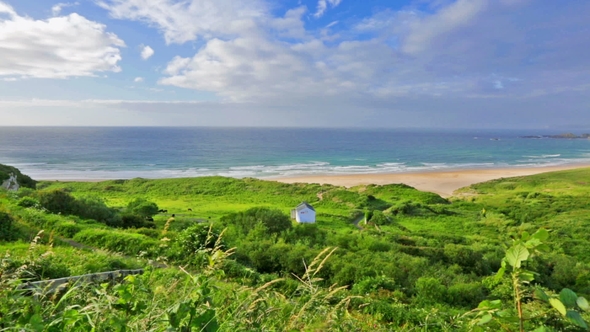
0;0;589;128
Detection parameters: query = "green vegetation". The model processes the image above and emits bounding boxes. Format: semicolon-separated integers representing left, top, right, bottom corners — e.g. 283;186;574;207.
2;166;590;330
0;163;36;189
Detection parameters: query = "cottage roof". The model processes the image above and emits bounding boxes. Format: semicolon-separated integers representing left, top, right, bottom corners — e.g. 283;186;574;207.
295;202;315;212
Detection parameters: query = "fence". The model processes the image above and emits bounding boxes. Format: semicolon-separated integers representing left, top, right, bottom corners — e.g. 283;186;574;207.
18;269;144;295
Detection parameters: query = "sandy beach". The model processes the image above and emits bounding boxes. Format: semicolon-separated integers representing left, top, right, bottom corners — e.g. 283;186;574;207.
39;164;590;198
271;164;590;197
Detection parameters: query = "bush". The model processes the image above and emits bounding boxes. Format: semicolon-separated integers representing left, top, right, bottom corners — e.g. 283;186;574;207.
120;214;155;229
16;187;35;198
178;223;223;254
127;198;159;218
37;189;78;215
0;212;14;241
73;229;160;257
414;277;446;305
74;196;120;226
220;207;292;236
283;223;327;247
17;197;40;208
54;221;83;238
369;210;390;225
36;191;121;226
445;282;485;308
352;275;396;295
134;228;161;239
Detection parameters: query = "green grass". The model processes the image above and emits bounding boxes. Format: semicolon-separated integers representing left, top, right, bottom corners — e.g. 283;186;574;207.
0;242;143;280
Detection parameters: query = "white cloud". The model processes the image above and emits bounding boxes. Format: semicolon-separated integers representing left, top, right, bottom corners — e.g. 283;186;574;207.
93;0;590;120
0;2;15;16
51;2;79;16
140;45;154;59
313;0;342;18
0;1;124;79
326;21;339;28
134;77;144;82
97;0;268;44
402;0;488;54
268;6;307;39
152;0;590;105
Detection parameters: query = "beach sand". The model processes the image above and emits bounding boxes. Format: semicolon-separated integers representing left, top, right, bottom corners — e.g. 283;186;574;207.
271;164;590;197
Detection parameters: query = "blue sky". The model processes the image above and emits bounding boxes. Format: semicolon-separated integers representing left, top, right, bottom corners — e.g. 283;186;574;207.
1;0;589;128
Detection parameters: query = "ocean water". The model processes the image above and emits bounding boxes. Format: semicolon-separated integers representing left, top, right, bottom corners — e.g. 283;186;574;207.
1;127;589;180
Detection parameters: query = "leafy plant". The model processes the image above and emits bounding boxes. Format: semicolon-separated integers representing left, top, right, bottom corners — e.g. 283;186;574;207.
468;228;590;331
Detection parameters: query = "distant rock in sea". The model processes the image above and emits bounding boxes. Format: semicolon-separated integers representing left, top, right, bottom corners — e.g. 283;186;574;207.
520;133;590;139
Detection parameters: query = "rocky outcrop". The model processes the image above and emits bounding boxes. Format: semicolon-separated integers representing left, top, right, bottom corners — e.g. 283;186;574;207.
1;173;20;191
0;164;36;190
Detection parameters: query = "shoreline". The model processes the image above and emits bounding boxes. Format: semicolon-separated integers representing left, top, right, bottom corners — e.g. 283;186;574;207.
35;163;590;198
270;163;590;197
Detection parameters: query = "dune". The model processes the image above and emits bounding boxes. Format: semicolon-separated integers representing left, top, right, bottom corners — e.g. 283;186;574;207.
270;164;590;197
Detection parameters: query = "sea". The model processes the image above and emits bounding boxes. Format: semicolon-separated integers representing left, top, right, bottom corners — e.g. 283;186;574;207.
1;127;589;180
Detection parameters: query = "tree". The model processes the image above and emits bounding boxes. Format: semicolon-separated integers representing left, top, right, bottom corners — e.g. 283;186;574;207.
127;198;159;218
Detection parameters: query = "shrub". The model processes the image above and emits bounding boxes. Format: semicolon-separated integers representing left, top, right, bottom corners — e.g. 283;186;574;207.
74;196;120;226
352;275;396;295
369;210;390;225
414;277;446;305
220;207;292;236
0;212;14;241
53;221;83;238
390;200;421;215
134;228;160;239
16;187;35;198
283;223;327;247
127;198;159;218
445;282;485;308
120;214;154;229
178;223;223;255
37;189;78;215
73;229;160;257
17;197;40;208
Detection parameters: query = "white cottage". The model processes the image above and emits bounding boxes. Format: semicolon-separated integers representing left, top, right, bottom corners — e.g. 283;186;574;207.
291;202;316;223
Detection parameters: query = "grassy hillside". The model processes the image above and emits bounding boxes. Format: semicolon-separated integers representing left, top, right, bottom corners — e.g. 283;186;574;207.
0;163;36;189
2;167;590;330
462;168;590;262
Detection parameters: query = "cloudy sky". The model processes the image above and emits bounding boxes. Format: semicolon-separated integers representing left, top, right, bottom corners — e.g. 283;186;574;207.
1;0;589;128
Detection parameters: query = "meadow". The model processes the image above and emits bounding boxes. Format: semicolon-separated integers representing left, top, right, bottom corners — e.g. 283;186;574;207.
2;165;590;331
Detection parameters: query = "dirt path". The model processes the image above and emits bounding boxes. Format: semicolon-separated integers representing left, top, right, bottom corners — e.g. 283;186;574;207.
352;215;365;230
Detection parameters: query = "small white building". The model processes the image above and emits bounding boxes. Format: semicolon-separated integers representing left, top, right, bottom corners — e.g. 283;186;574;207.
291;202;316;223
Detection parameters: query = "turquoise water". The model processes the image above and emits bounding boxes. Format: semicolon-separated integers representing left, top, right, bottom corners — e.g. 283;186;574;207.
1;127;589;180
